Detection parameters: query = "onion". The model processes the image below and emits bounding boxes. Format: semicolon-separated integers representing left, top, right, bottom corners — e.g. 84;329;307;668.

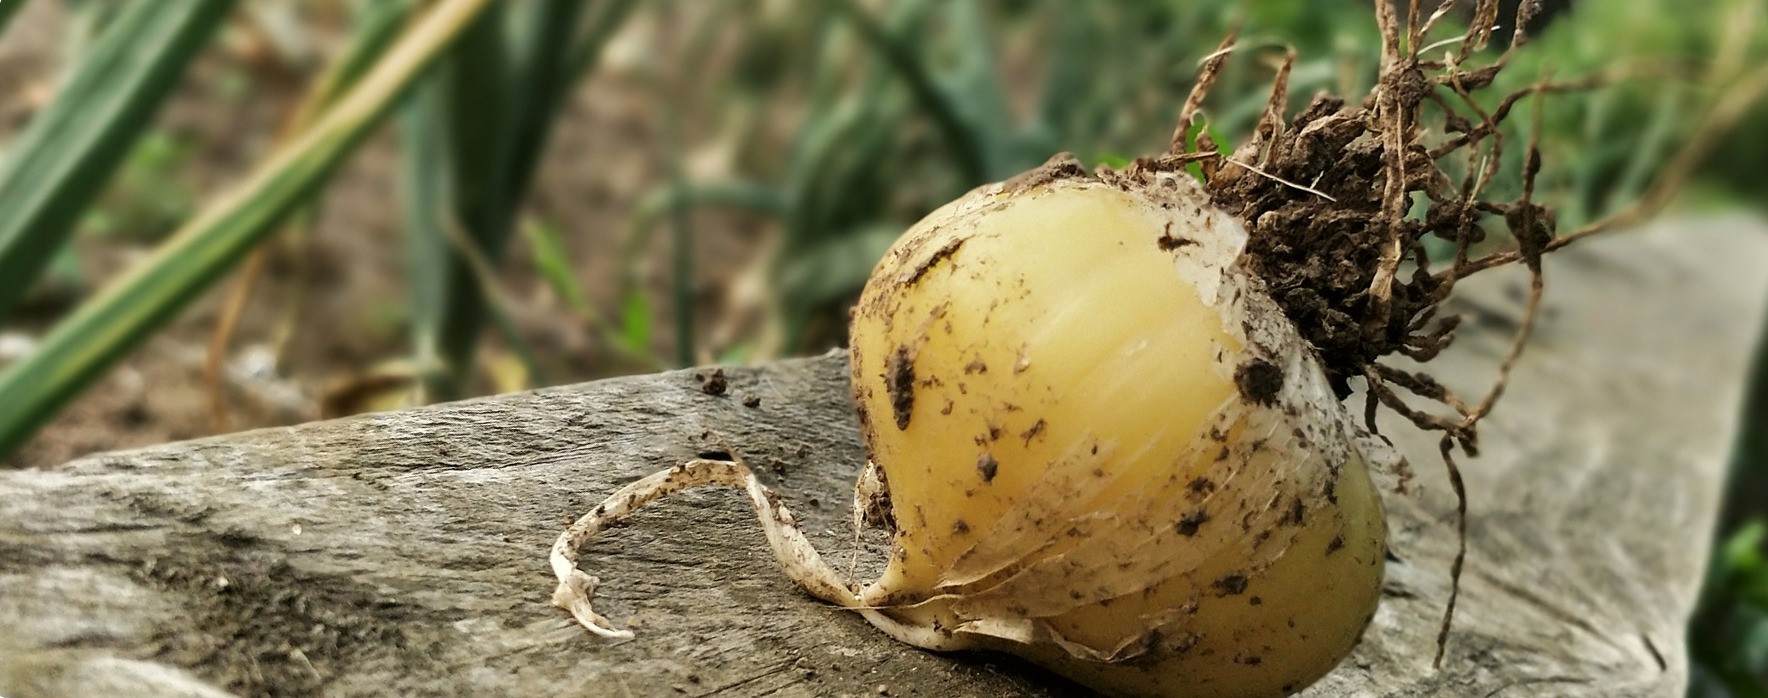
542;2;1627;692
550;157;1387;698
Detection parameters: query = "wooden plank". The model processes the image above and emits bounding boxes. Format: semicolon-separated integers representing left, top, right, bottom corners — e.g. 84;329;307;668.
2;216;1766;697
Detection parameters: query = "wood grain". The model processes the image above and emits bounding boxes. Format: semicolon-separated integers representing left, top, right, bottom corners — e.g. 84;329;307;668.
2;216;1766;697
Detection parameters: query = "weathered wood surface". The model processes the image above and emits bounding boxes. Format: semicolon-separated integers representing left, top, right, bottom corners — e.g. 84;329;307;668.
3;217;1767;698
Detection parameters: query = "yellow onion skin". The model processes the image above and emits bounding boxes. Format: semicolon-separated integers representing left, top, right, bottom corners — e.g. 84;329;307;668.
847;162;1387;698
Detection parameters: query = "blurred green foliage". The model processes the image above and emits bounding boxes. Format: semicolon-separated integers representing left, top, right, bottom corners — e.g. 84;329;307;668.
0;0;492;456
1695;522;1768;698
1498;0;1768;226
403;0;635;399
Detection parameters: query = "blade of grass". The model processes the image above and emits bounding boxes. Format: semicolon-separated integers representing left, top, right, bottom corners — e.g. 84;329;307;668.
780;85;893;252
206;0;414;431
614;178;783;364
0;0;498;460
803;5;852;116
660;68;696;367
773;86;903;349
518;214;655;370
568;0;640;82
60;0;127;67
399;75;451;389
439;216;547;388
0;0;25;37
0;0;233;321
618;179;784;308
524;219;593;321
618;291;652;361
666;173;696;367
941;0;1018;175
293;0;416;128
425;4;508;399
413;0;634;399
1034;0;1099;145
1570;87;1618;225
1603;89;1681;219
513;0;643;370
500;0;592;204
507;0;646;203
827;0;986;184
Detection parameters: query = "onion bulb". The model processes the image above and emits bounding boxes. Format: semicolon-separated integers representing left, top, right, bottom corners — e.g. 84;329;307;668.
550;157;1387;698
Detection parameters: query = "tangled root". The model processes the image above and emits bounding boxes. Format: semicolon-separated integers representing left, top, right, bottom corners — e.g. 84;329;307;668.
1145;0;1603;668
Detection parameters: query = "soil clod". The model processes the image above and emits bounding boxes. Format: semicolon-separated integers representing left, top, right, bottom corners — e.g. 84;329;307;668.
1234;359;1284;406
697;369;728;396
977;453;999;483
885;346;917;430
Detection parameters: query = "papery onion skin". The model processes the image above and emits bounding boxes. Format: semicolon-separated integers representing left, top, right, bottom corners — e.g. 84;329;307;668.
847;161;1387;698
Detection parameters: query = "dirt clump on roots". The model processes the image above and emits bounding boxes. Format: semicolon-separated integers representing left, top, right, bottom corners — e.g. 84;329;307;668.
1127;0;1652;667
1194;3;1563;404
